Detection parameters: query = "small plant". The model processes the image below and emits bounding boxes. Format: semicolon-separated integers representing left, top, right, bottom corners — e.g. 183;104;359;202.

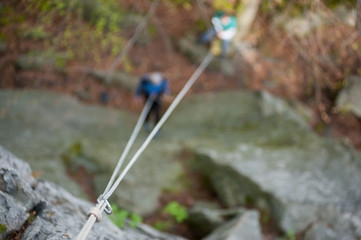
0;224;6;234
109;204;142;229
287;230;296;240
163;201;188;223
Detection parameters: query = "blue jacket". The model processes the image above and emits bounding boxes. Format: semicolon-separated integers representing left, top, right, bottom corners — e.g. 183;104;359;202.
135;74;170;98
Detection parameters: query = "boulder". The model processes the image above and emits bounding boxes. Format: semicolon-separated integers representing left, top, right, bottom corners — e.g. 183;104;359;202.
186;201;246;238
183;90;361;239
15;51;68;70
176;35;235;76
91;69;139;91
202;210;262;240
0;145;187;240
0;40;7;53
336;75;361;118
0;90;185;215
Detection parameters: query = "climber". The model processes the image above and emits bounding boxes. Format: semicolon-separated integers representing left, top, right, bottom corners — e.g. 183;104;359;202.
135;72;170;132
199;11;237;56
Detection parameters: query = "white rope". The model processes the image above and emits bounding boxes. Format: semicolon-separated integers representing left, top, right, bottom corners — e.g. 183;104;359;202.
103;51;214;200
76;51;214;239
103;97;154;196
76;200;108;240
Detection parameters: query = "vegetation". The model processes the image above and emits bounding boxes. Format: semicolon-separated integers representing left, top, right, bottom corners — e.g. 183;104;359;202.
152;201;188;232
0;224;6;234
109;204;142;229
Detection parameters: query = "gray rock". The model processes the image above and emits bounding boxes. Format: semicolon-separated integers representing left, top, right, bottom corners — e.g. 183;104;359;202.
0;40;7;52
0;90;185;215
187;201;245;238
336;75;361;118
274;6;355;37
185;90;361;238
15;51;68;70
176;35;235;76
0;145;187;240
91;69;139;91
202;210;262;240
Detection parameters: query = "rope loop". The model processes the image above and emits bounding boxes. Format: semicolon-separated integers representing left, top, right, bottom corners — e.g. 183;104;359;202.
87;207;102;222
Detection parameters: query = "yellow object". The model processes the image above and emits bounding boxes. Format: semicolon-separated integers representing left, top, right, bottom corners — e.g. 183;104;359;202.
210;39;221;56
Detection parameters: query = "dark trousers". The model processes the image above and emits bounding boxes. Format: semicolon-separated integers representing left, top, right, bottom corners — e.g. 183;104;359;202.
144;95;161;125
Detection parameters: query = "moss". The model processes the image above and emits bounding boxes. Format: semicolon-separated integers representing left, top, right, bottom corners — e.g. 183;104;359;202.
0;224;6;234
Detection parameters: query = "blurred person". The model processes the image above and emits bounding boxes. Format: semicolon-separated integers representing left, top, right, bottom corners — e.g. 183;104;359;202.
135;72;170;132
199;11;237;56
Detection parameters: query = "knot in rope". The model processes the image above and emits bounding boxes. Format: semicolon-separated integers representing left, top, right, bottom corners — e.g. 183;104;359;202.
87;207;102;222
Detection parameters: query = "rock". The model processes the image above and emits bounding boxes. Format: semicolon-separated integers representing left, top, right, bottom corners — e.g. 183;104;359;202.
186;201;245;238
186;90;361;238
0;90;185;215
274;5;355;37
176;35;235;76
90;69;139;91
332;5;356;27
0;145;187;240
202;210;262;240
336;75;361;118
0;147;40;237
0;40;7;53
15;51;68;70
2;88;361;239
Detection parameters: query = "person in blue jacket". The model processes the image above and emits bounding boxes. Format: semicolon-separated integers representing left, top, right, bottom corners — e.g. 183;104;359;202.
200;11;237;56
135;72;170;131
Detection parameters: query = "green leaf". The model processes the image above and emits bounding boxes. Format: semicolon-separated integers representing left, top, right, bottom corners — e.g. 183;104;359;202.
129;213;142;228
163;201;188;223
0;224;6;234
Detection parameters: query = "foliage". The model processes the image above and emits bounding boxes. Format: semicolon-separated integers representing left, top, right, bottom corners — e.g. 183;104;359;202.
109;204;142;229
21;26;50;40
1;0;129;66
212;0;236;13
286;230;296;240
153;220;172;231
165;0;192;10
325;0;357;9
0;224;6;234
163;201;188;223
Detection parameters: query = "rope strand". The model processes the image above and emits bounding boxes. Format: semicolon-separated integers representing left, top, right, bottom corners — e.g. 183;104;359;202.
103;97;154;196
76;51;214;239
103;51;214;200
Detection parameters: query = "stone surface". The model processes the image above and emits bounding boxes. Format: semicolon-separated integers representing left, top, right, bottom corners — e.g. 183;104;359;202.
90;69;140;91
0;145;187;240
187;201;245;238
336;75;361;118
176;35;235;76
182;92;361;238
0;90;185;215
1;89;361;239
202;210;262;240
15;51;68;70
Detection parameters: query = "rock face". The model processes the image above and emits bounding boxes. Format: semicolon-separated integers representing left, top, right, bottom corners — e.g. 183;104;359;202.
90;69;139;91
0;90;185;215
176;35;235;76
0;145;187;240
1;89;361;239
183;92;361;239
203;210;262;240
336;75;361;118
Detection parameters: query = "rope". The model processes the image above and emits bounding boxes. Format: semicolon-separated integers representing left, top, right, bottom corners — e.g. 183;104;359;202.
76;200;108;240
76;51;214;239
103;97;154;196
103;51;214;200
